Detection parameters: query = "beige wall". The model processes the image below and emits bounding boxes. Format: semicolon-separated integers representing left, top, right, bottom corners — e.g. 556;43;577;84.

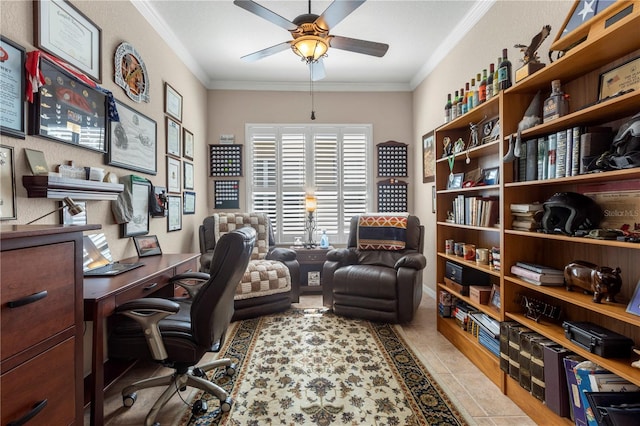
412;0;570;294
208;89;413;211
1;0;209;257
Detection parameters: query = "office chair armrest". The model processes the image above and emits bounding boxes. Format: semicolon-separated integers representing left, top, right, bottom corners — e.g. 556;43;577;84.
169;272;210;299
326;248;358;266
267;247;297;262
394;253;427;271
115;298;180;361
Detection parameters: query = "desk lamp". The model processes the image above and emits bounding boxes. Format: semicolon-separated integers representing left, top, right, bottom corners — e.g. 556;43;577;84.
304;194;317;248
27;197;84;224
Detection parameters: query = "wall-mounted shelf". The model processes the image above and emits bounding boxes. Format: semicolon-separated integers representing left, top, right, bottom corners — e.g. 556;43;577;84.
22;176;124;200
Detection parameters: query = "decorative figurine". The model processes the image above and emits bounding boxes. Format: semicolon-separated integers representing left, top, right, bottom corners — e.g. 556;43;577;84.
564;260;622;303
514;25;552;82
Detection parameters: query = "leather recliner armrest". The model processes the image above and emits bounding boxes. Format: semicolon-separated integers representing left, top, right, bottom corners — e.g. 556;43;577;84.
267;247;297;262
394;253;427;271
326;248;358;266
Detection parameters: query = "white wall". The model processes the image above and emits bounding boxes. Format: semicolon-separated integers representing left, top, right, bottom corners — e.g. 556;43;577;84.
412;0;570;294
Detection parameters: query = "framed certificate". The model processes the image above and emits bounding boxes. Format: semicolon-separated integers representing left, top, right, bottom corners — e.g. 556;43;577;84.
167;195;182;232
598;56;640;100
108;100;157;174
0;37;26;139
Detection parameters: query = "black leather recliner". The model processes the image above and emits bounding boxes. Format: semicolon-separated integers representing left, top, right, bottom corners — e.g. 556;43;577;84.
107;227;256;426
322;215;426;323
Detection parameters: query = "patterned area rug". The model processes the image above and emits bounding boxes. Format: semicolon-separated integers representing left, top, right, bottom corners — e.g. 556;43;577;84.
179;308;469;426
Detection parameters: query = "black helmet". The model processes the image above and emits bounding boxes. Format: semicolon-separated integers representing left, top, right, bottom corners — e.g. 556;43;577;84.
597;112;640;170
542;192;603;235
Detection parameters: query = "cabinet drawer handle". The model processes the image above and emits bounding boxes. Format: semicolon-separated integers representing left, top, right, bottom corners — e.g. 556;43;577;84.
7;399;47;426
7;290;48;308
143;282;158;291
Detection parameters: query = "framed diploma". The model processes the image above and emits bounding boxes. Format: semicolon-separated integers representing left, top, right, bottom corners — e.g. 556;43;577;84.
0;37;26;139
29;56;107;152
598;56;640;101
34;0;102;82
167;194;182;232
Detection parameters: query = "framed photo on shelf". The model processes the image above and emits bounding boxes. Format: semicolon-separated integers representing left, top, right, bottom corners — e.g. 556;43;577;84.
183;191;195;214
60;200;86;225
183;128;194;160
34;0;102;82
447;172;464;190
183;161;194;190
489;284;501;311
29;56;107;152
167;157;181;193
422;130;435;183
0;145;17;220
164;82;182;122
133;234;162;257
166;117;181;157
167;194;182;232
0;37;26;139
108;99;157;174
598;56;640;101
626;280;640;317
482;167;499;185
121;178;150;237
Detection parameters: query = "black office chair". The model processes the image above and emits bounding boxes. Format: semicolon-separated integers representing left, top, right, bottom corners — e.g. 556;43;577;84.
107;227;256;426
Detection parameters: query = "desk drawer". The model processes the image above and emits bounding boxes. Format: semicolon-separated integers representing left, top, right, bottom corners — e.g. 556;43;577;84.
1;338;75;426
175;258;198;275
115;271;173;305
1;242;75;361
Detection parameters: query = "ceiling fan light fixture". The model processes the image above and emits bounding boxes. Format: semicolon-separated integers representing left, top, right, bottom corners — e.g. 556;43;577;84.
291;35;328;63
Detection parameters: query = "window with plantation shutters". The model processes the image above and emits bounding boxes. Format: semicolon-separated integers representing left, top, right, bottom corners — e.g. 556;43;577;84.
246;124;372;244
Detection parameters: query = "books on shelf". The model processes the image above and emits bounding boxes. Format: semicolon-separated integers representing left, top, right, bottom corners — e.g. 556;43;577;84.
450;195;499;227
510;265;565;285
519;127;585;181
510;202;543;213
515;261;564;275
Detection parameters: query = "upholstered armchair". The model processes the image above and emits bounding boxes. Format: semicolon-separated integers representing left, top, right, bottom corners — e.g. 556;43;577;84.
322;214;426;323
199;212;300;320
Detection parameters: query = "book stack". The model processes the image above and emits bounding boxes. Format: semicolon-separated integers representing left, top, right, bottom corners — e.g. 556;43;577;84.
511;261;565;286
491;246;501;271
452;301;474;331
517;126;584;182
510;203;543;231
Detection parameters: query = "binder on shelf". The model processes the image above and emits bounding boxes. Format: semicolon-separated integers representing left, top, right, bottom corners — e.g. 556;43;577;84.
564;355;588;426
544;345;573;418
525;139;538;181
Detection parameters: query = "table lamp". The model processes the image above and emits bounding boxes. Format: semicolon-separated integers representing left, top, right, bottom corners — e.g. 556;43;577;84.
27;197;85;224
304;195;317;248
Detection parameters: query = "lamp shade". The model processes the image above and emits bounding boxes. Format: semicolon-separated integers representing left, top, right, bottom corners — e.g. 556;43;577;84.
291;36;328;62
305;195;317;212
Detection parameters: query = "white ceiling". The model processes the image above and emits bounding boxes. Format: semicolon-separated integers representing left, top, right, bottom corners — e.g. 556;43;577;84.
135;0;494;91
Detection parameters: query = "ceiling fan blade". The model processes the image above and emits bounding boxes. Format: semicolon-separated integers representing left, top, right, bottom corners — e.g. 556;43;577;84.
329;35;389;57
233;0;297;31
309;59;326;81
240;42;292;62
316;0;366;31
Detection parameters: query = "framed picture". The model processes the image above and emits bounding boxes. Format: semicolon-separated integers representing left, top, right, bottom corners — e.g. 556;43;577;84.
34;0;102;82
626;280;640;317
489;284;501;311
108;100;157;174
121;178;150;237
167;194;182;232
114;42;149;103
422;130;435;183
151;185;167;218
481;117;500;144
0;37;26;139
447;172;464;190
133;234;162;257
183;191;195;214
167;157;181;193
29;56;107;152
164;82;182;122
0;145;16;220
166;117;181;157
24;148;49;175
183;161;194;190
482;167;500;185
183;128;194;160
59;200;86;225
598;56;640;101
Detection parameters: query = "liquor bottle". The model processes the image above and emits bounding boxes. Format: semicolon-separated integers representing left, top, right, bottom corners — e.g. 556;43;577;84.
486;64;494;100
458;87;465;116
467;78;475;111
444;93;452;123
461;83;469;115
542;80;570;123
320;229;329;248
498;48;512;90
473;73;481;106
451;90;459;120
493;57;500;95
479;69;487;104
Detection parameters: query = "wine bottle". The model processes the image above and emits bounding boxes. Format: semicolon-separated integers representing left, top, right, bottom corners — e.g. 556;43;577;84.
467;78;475;111
451;90;459;120
498;48;512;90
479;69;487;104
486;63;494;100
458;87;465;116
444;93;452;123
493;58;500;95
473;73;481;106
462;83;469;114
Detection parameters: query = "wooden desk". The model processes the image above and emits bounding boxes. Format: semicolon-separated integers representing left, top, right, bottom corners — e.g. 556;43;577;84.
83;253;199;426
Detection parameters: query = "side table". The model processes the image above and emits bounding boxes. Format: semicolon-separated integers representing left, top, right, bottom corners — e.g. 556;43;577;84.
291;246;333;294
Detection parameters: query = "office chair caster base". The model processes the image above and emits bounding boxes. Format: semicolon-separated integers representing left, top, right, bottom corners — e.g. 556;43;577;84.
192;399;208;416
220;397;233;413
123;393;137;407
225;364;236;377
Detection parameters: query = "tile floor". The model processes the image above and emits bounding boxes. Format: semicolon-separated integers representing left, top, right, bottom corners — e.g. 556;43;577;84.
88;292;537;425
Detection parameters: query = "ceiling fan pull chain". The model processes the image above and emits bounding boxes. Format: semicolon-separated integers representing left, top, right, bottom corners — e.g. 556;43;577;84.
310;64;316;120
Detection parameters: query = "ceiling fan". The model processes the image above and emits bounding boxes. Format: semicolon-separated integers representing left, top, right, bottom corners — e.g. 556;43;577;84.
233;0;389;81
